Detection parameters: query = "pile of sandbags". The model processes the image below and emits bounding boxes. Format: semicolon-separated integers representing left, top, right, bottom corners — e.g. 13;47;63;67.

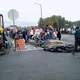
43;39;74;52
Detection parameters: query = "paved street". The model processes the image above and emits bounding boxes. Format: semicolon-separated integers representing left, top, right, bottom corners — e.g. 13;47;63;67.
62;34;74;44
0;50;80;80
0;34;80;80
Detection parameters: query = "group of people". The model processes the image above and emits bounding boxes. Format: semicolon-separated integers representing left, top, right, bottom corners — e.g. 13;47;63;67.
3;25;80;52
33;28;61;42
4;27;62;42
3;27;62;49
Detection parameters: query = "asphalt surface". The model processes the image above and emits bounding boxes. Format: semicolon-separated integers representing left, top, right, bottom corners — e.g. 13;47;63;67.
0;50;80;80
62;34;74;44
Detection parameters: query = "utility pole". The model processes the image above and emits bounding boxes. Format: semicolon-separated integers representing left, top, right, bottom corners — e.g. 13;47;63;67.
34;3;43;27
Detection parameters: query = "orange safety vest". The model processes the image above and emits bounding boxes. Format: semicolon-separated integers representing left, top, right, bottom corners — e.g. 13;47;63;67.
16;39;25;49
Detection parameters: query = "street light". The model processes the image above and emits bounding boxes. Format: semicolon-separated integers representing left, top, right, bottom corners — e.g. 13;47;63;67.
34;2;43;27
34;2;42;19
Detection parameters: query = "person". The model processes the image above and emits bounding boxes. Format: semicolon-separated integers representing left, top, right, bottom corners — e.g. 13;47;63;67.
30;28;34;39
74;26;80;51
53;31;57;39
22;30;26;41
40;30;45;40
15;34;25;51
57;29;61;40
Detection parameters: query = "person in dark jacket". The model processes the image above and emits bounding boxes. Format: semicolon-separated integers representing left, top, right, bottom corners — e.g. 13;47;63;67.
74;26;80;51
57;29;61;40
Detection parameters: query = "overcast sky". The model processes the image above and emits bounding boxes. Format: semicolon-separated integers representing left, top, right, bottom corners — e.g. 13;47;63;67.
0;0;80;26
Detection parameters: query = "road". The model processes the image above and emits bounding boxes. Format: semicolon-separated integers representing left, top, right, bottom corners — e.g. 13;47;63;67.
0;34;80;80
0;50;80;80
62;34;74;44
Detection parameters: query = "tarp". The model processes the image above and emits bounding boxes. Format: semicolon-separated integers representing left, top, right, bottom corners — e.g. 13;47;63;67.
47;39;64;47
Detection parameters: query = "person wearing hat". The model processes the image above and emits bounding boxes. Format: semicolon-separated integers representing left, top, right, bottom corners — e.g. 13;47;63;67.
74;26;80;51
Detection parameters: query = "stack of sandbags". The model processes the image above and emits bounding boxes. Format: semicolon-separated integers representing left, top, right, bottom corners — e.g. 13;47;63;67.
47;39;64;47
